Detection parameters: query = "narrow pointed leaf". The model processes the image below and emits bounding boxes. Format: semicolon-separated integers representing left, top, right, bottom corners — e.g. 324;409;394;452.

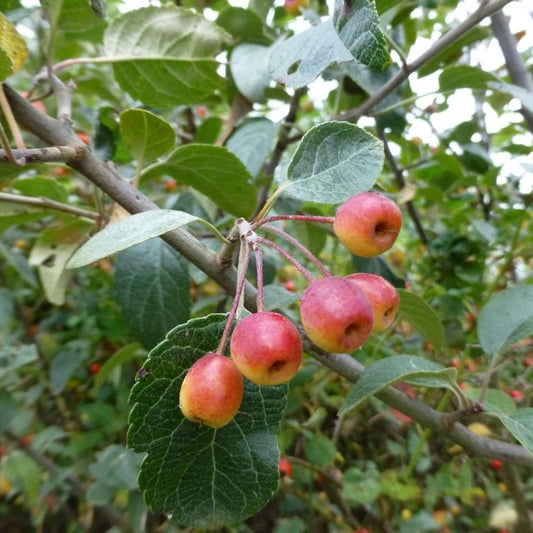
66;210;199;268
477;285;533;358
340;355;457;415
128;314;288;529
333;0;391;71
283;122;383;203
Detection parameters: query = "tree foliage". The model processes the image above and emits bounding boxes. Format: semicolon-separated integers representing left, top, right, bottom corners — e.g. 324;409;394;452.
0;0;532;531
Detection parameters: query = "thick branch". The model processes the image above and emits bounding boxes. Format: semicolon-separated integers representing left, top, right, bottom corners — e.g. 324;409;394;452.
4;82;532;467
338;0;514;122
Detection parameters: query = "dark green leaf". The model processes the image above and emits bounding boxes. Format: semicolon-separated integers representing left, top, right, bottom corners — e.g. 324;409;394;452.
128;314;288;529
50;340;90;394
439;65;497;92
114;239;191;350
10;176;69;203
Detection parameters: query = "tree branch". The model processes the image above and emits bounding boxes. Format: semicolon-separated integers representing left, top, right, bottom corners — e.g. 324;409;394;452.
4;82;532;467
0;145;83;164
337;0;514;122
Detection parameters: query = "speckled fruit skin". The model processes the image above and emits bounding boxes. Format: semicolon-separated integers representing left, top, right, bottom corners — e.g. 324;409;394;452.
179;353;244;428
346;273;399;332
333;192;402;258
230;312;302;386
300;277;374;353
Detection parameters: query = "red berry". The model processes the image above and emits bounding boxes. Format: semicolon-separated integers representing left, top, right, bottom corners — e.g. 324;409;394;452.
490;459;503;471
278;457;293;478
523;356;533;367
508;389;524;400
89;363;101;375
20;435;33;447
284;280;296;292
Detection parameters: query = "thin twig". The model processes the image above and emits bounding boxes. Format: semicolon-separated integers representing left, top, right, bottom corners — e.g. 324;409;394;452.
0;145;83;164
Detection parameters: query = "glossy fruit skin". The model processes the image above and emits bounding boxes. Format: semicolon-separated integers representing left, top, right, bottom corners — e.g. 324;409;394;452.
179;353;244;428
333;192;402;257
346;273;399;332
230;312;302;386
300;277;374;353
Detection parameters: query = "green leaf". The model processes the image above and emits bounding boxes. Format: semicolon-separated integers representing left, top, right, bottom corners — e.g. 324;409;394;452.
0;241;38;287
304;434;336;466
342;465;381;504
493;408;533;455
439;65;498;92
340;355;457;415
217;7;271;45
226;118;280;177
49;340;90;394
113;239;191;350
283;122;383;203
104;6;228;107
128;314;288;529
380;470;421;501
3;450;42;505
0;12;28;81
41;0;103;33
0;344;38;384
11;176;69;203
333;0;391;71
477;285;533;357
119;109;175;166
67;210;199;268
269;19;352;89
230;44;272;103
143;145;257;218
397;289;446;349
488;81;533;113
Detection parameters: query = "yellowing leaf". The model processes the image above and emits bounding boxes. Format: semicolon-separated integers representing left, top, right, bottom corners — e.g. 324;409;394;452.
0;14;28;81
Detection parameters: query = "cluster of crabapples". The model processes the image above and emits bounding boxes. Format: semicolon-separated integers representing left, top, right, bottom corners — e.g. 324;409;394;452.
179;192;402;429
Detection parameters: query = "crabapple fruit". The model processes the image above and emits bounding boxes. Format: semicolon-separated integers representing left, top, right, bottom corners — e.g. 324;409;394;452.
299;276;374;353
230;312;302;386
179;352;243;428
333;192;402;257
346;273;399;332
284;0;310;16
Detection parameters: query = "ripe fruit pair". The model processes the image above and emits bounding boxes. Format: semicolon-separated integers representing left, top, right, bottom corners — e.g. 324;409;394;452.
300;273;399;353
179;312;302;428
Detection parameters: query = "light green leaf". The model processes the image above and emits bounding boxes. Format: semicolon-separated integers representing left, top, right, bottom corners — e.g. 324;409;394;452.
342;465;381;504
230;44;272;103
0;344;38;384
104;6;228;107
113;239;191;350
477;285;533;357
41;0;103;33
439;65;498;92
492;408;533;455
269;19;352;89
333;0;391;71
67;210;199;268
489;81;533;112
340;355;456;415
143;145;257;218
120;109;175;166
304;434;336;466
0;13;28;81
11;176;69;203
3;450;42;505
283;122;383;203
226;118;280;177
128;314;288;529
397;289;446;349
50;340;90;394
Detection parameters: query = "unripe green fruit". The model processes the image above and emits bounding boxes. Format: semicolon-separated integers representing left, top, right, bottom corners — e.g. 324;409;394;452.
333;192;402;257
300;276;374;353
230;311;302;385
179;352;243;428
346;273;399;332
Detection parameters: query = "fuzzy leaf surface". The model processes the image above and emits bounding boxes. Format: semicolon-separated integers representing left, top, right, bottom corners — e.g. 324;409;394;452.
128;314;288;529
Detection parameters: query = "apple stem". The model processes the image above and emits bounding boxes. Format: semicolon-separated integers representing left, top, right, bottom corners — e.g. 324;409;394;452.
253;244;266;313
255;236;316;283
258;223;331;277
216;235;252;355
251;214;335;230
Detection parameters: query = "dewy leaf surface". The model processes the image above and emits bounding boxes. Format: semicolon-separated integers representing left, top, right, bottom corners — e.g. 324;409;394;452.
284;122;383;203
333;0;391;71
128;314;288;529
477;285;533;358
104;6;228;106
113;239;191;350
340;355;457;415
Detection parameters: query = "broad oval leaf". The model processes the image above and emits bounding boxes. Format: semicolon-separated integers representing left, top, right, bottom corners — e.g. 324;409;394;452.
128;314;288;529
477;285;533;358
230;43;272;103
332;0;391;71
439;65;497;92
143;145;257;218
0;13;28;81
284;122;384;203
340;355;457;415
104;7;228;107
397;289;446;349
67;210;199;268
493;408;533;455
269;19;352;89
113;239;191;350
120;109;175;165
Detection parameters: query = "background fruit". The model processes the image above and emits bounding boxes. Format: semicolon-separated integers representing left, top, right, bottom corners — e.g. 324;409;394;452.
300;277;374;353
230;312;302;385
179;353;244;428
333;192;402;257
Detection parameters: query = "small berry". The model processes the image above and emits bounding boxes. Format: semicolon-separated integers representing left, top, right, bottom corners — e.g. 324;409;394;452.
20;435;33;447
165;178;177;191
508;389;524;400
490;459;504;471
284;280;296;292
278;457;293;478
89;363;101;375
